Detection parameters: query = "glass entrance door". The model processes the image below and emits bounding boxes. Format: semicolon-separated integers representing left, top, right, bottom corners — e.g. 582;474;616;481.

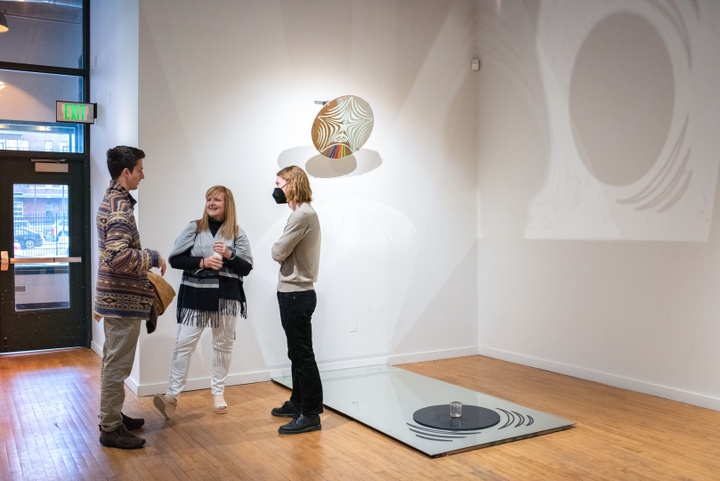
0;155;90;352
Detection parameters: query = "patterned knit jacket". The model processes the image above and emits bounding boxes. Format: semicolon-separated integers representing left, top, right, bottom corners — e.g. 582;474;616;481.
94;180;160;320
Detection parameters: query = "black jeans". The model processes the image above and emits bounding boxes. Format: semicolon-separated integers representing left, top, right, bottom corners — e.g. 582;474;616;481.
278;290;323;416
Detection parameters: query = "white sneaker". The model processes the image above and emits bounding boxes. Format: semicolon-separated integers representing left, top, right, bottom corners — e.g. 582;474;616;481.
153;393;177;420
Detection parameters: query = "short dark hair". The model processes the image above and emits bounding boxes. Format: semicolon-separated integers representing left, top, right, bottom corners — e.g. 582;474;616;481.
107;145;145;179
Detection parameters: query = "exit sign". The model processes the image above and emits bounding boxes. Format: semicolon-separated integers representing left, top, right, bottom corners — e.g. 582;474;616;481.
56;101;96;124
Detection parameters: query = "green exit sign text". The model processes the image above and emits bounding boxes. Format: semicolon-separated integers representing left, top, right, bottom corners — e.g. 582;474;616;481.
56;101;96;124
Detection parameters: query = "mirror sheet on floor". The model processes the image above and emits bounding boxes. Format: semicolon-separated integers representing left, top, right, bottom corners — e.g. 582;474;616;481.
272;365;575;457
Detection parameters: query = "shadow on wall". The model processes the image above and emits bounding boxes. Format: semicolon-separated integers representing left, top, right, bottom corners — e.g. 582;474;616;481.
522;2;716;241
478;0;550;240
278;145;383;178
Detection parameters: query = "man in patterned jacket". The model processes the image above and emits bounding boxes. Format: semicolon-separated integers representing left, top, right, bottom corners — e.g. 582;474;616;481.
95;145;166;449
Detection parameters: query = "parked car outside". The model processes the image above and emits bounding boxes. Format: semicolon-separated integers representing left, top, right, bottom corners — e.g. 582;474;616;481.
15;227;44;249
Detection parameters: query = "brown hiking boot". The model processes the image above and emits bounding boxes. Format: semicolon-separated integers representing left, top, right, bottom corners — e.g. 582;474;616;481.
99;424;146;449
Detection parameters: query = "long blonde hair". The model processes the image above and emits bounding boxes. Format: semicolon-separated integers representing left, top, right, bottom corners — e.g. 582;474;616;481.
195;185;239;239
277;165;313;203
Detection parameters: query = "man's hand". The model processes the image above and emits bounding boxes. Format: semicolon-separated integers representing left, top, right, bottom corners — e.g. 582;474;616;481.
158;256;167;276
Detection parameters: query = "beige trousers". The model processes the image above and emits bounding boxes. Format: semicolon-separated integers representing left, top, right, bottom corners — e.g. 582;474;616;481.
99;316;142;432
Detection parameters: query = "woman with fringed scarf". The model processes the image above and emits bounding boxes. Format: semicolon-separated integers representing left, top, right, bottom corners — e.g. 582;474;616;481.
154;185;253;418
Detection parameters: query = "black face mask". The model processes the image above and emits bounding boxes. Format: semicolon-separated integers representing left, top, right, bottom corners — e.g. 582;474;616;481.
272;187;287;204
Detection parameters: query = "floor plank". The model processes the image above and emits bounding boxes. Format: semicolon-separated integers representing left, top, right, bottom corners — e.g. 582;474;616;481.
0;349;718;480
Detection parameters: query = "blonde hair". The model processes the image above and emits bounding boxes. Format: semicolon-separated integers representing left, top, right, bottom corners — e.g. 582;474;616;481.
277;165;313;203
196;185;239;239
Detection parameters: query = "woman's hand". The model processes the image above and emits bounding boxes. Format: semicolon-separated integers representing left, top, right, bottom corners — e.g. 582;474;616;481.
213;241;231;259
203;254;223;270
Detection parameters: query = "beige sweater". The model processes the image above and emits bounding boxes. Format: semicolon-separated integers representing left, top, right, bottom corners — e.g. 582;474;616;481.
271;202;321;292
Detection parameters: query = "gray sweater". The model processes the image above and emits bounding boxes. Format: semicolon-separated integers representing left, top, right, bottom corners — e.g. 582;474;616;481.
272;202;321;292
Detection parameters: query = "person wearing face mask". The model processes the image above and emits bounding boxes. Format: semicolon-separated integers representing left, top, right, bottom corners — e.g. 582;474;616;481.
270;166;323;434
153;185;253;419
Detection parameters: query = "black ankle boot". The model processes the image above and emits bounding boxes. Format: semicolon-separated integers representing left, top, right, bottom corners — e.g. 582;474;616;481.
122;412;145;430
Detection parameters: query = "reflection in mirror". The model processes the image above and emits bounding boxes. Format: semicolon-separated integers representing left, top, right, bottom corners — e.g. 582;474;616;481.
274;365;574;457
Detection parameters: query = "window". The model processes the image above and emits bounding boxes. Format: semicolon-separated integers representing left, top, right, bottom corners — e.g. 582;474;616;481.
0;70;86;153
0;119;84;153
0;1;83;70
0;0;87;154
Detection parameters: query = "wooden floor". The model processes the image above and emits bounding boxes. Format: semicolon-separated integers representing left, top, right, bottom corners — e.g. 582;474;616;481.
1;349;719;481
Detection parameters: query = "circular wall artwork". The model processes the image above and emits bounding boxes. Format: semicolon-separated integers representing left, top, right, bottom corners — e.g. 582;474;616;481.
311;95;374;159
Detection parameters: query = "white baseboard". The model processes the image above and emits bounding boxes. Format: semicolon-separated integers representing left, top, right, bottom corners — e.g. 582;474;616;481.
313;346;478;373
480;347;720;412
92;342;719;412
131;347;478;397
90;339;272;397
387;346;478;366
136;370;272;397
317;355;390;373
90;340;102;357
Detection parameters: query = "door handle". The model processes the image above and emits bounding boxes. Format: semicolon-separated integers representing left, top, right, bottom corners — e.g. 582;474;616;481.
11;257;82;264
1;252;81;271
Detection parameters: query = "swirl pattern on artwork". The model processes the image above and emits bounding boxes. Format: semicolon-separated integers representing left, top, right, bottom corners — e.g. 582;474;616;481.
312;95;374;159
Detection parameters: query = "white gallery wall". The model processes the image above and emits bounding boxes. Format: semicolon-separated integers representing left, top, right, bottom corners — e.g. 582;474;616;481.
89;0;720;411
90;0;479;396
89;1;142;382
477;0;720;410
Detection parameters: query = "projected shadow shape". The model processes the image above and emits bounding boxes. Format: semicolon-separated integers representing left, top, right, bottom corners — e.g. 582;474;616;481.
277;146;383;178
273;365;574;457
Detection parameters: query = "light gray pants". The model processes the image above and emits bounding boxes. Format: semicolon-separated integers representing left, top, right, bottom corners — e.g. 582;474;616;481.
100;316;142;432
166;313;236;397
